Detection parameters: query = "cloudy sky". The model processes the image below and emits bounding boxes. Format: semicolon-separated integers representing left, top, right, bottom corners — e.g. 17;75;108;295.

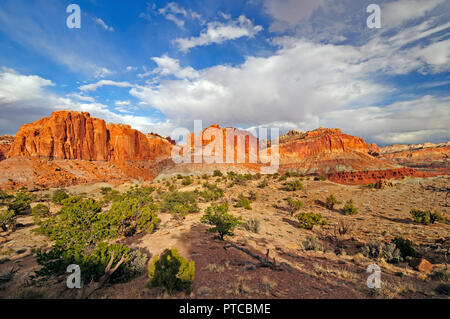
0;0;448;145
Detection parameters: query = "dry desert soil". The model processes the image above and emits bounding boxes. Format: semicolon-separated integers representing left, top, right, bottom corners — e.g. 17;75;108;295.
0;173;449;299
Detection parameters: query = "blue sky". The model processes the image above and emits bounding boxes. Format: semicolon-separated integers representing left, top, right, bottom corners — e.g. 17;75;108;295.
0;0;449;145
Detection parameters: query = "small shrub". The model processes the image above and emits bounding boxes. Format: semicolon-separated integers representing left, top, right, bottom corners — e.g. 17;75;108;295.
244;218;260;233
213;170;223;177
297;212;327;230
410;209;430;224
435;283;450;296
410;209;446;224
160;191;199;216
199;183;224;202
32;204;50;224
113;249;148;283
430;211;447;224
314;174;327;181
51;189;69;204
235;194;252;210
0;190;14;204
285;179;304;191
7;191;33;215
248;191;258;202
201;203;242;240
391;236;416;259
147;248;195;294
100;187;112;195
286;197;303;216
258;180;268;188
362;241;402;263
299;236;325;251
0;210;15;231
325;194;338;210
342;199;358;215
108;197;160;237
102;189;121;204
182;176;194;186
285;171;300;178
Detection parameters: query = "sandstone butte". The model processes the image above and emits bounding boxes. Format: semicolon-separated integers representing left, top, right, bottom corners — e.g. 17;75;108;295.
182;123;260;163
8;111;173;161
1;111;174;188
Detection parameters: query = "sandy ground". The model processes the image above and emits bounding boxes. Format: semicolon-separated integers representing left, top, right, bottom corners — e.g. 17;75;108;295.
0;174;449;299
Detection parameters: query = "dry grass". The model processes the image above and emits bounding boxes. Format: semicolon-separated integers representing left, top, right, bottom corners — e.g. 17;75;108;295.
202;262;231;273
231;276;253;296
368;280;417;299
262;275;278;296
313;263;358;280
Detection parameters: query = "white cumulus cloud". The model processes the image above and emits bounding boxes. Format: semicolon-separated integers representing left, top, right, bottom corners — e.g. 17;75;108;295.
174;15;263;52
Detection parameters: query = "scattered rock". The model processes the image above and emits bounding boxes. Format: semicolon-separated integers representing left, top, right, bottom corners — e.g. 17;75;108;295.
374;179;394;189
409;258;433;273
197;286;212;296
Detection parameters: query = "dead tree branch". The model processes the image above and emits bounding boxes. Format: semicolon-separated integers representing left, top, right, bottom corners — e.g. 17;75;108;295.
224;241;283;271
77;251;127;299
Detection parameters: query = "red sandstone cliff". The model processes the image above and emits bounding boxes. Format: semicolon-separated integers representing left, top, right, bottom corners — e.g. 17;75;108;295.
9;111;172;161
273;128;394;175
181;124;260;163
3;111;174;188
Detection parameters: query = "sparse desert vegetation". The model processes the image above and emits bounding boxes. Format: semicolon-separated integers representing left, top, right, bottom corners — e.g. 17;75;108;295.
0;172;449;299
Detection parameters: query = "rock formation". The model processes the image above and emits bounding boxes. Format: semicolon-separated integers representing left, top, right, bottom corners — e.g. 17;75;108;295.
182;124;260;164
1;111;446;188
9;111;172;161
3;111;174;188
380;142;450;174
0;135;14;161
273;128;394;175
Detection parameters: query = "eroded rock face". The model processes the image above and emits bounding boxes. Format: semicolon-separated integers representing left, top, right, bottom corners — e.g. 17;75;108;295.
274;127;394;175
9;111;172;161
279;128;369;158
367;143;381;157
0;135;14;161
326;168;433;185
380;142;450;174
182;124;260;163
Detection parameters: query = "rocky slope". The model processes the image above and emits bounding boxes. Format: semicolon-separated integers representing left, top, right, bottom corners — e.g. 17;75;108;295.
379;142;450;174
275;128;391;172
0;135;14;161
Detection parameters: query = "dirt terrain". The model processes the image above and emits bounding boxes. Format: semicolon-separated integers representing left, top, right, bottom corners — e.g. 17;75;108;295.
1;174;448;299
